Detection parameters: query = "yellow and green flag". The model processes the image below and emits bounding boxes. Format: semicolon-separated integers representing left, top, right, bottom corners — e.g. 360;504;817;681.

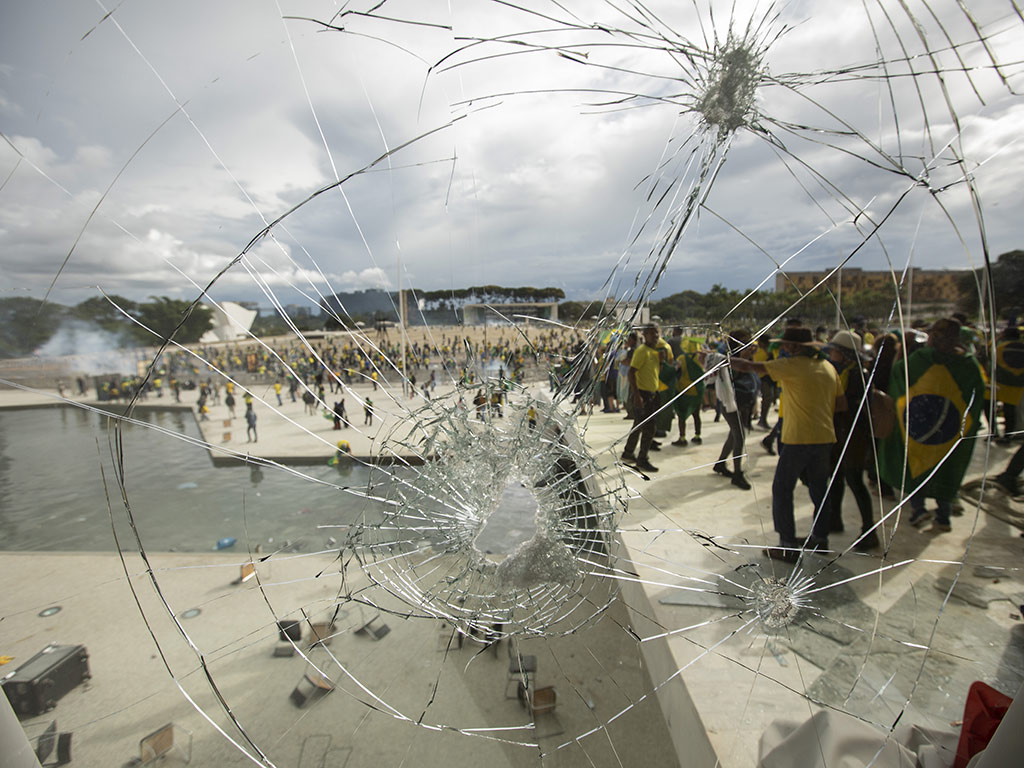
880;347;986;500
995;340;1024;407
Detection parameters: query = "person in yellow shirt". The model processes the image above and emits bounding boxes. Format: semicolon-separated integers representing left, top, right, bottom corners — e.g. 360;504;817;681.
621;325;663;473
732;327;844;561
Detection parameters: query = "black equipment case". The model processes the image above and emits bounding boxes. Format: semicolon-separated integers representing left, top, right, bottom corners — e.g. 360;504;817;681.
2;644;90;717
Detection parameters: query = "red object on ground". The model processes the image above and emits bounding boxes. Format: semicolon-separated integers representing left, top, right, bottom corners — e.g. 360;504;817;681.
954;681;1013;768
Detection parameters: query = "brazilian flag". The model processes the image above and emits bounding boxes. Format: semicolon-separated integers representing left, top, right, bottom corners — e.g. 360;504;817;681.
880;347;986;500
673;352;705;421
658;361;678;431
995;340;1024;407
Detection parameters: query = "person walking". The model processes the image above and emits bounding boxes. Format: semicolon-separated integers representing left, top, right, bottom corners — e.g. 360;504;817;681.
245;404;258;443
879;318;986;532
823;330;879;550
621;325;663;474
705;330;752;490
732;327;843;561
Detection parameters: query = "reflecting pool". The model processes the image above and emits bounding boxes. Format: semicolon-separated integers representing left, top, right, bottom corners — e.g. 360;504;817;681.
0;406;385;553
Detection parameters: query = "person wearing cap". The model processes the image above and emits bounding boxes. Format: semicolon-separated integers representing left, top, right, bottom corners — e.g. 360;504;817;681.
621;324;664;473
731;327;844;561
824;329;879;550
879;318;986;532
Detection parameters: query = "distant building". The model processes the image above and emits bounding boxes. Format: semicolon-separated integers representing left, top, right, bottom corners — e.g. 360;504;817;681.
462;302;559;326
603;299;649;327
199;301;258;343
776;267;969;304
283;303;314;319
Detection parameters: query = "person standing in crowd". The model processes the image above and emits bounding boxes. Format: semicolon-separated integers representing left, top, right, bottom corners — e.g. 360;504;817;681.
755;336;776;429
994;442;1024;496
823;330;879;550
704;330;752;490
866;332;900;500
617;333;638;421
672;340;705;446
656;346;678;439
667;326;685;358
732;327;843;561
880;318;986;532
760;317;804;456
364;397;374;426
621;324;663;474
245;403;258;443
994;326;1024;442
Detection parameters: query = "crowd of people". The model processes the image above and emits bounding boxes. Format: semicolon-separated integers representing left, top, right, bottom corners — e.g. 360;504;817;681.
611;314;1024;563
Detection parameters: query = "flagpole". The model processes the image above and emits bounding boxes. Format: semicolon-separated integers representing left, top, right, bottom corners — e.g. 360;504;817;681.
836;261;842;329
398;252;406;397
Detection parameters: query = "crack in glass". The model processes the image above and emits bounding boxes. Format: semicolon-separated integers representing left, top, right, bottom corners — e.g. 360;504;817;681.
2;1;1023;766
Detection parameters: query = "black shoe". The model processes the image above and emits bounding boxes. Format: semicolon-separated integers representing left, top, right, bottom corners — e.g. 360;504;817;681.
805;536;829;552
854;530;881;551
909;508;932;528
620;451;636;463
635;460;659;473
672;438;688;447
731;473;751;490
651;440;662;449
691;435;702;445
713;462;733;478
994;473;1020;496
761;436;775;456
764;545;799;564
649;443;662;451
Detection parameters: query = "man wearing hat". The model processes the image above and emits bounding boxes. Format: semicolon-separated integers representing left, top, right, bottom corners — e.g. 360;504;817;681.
824;329;879;550
732;327;844;562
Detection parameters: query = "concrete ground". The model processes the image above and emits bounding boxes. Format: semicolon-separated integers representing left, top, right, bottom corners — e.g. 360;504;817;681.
2;381;1024;767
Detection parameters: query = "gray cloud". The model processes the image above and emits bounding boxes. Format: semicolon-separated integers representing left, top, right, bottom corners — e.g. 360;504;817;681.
1;1;1022;310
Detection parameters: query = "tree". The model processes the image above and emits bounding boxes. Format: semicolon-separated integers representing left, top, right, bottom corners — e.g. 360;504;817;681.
557;300;589;322
957;249;1024;319
0;297;67;358
72;295;138;333
131;297;213;345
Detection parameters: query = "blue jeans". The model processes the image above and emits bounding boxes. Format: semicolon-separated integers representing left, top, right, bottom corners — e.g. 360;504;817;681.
909;494;952;525
772;442;833;545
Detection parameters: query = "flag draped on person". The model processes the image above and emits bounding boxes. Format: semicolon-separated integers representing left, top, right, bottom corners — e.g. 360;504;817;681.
880;347;986;500
995;339;1024;407
673;352;705;421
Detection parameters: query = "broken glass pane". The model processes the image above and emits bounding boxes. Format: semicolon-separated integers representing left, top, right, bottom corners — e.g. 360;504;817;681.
1;1;1023;766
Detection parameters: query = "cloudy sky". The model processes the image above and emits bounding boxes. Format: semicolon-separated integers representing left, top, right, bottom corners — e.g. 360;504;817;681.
2;0;1023;312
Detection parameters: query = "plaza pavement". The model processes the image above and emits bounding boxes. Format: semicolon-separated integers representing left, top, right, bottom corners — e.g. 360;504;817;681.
2;382;1024;766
